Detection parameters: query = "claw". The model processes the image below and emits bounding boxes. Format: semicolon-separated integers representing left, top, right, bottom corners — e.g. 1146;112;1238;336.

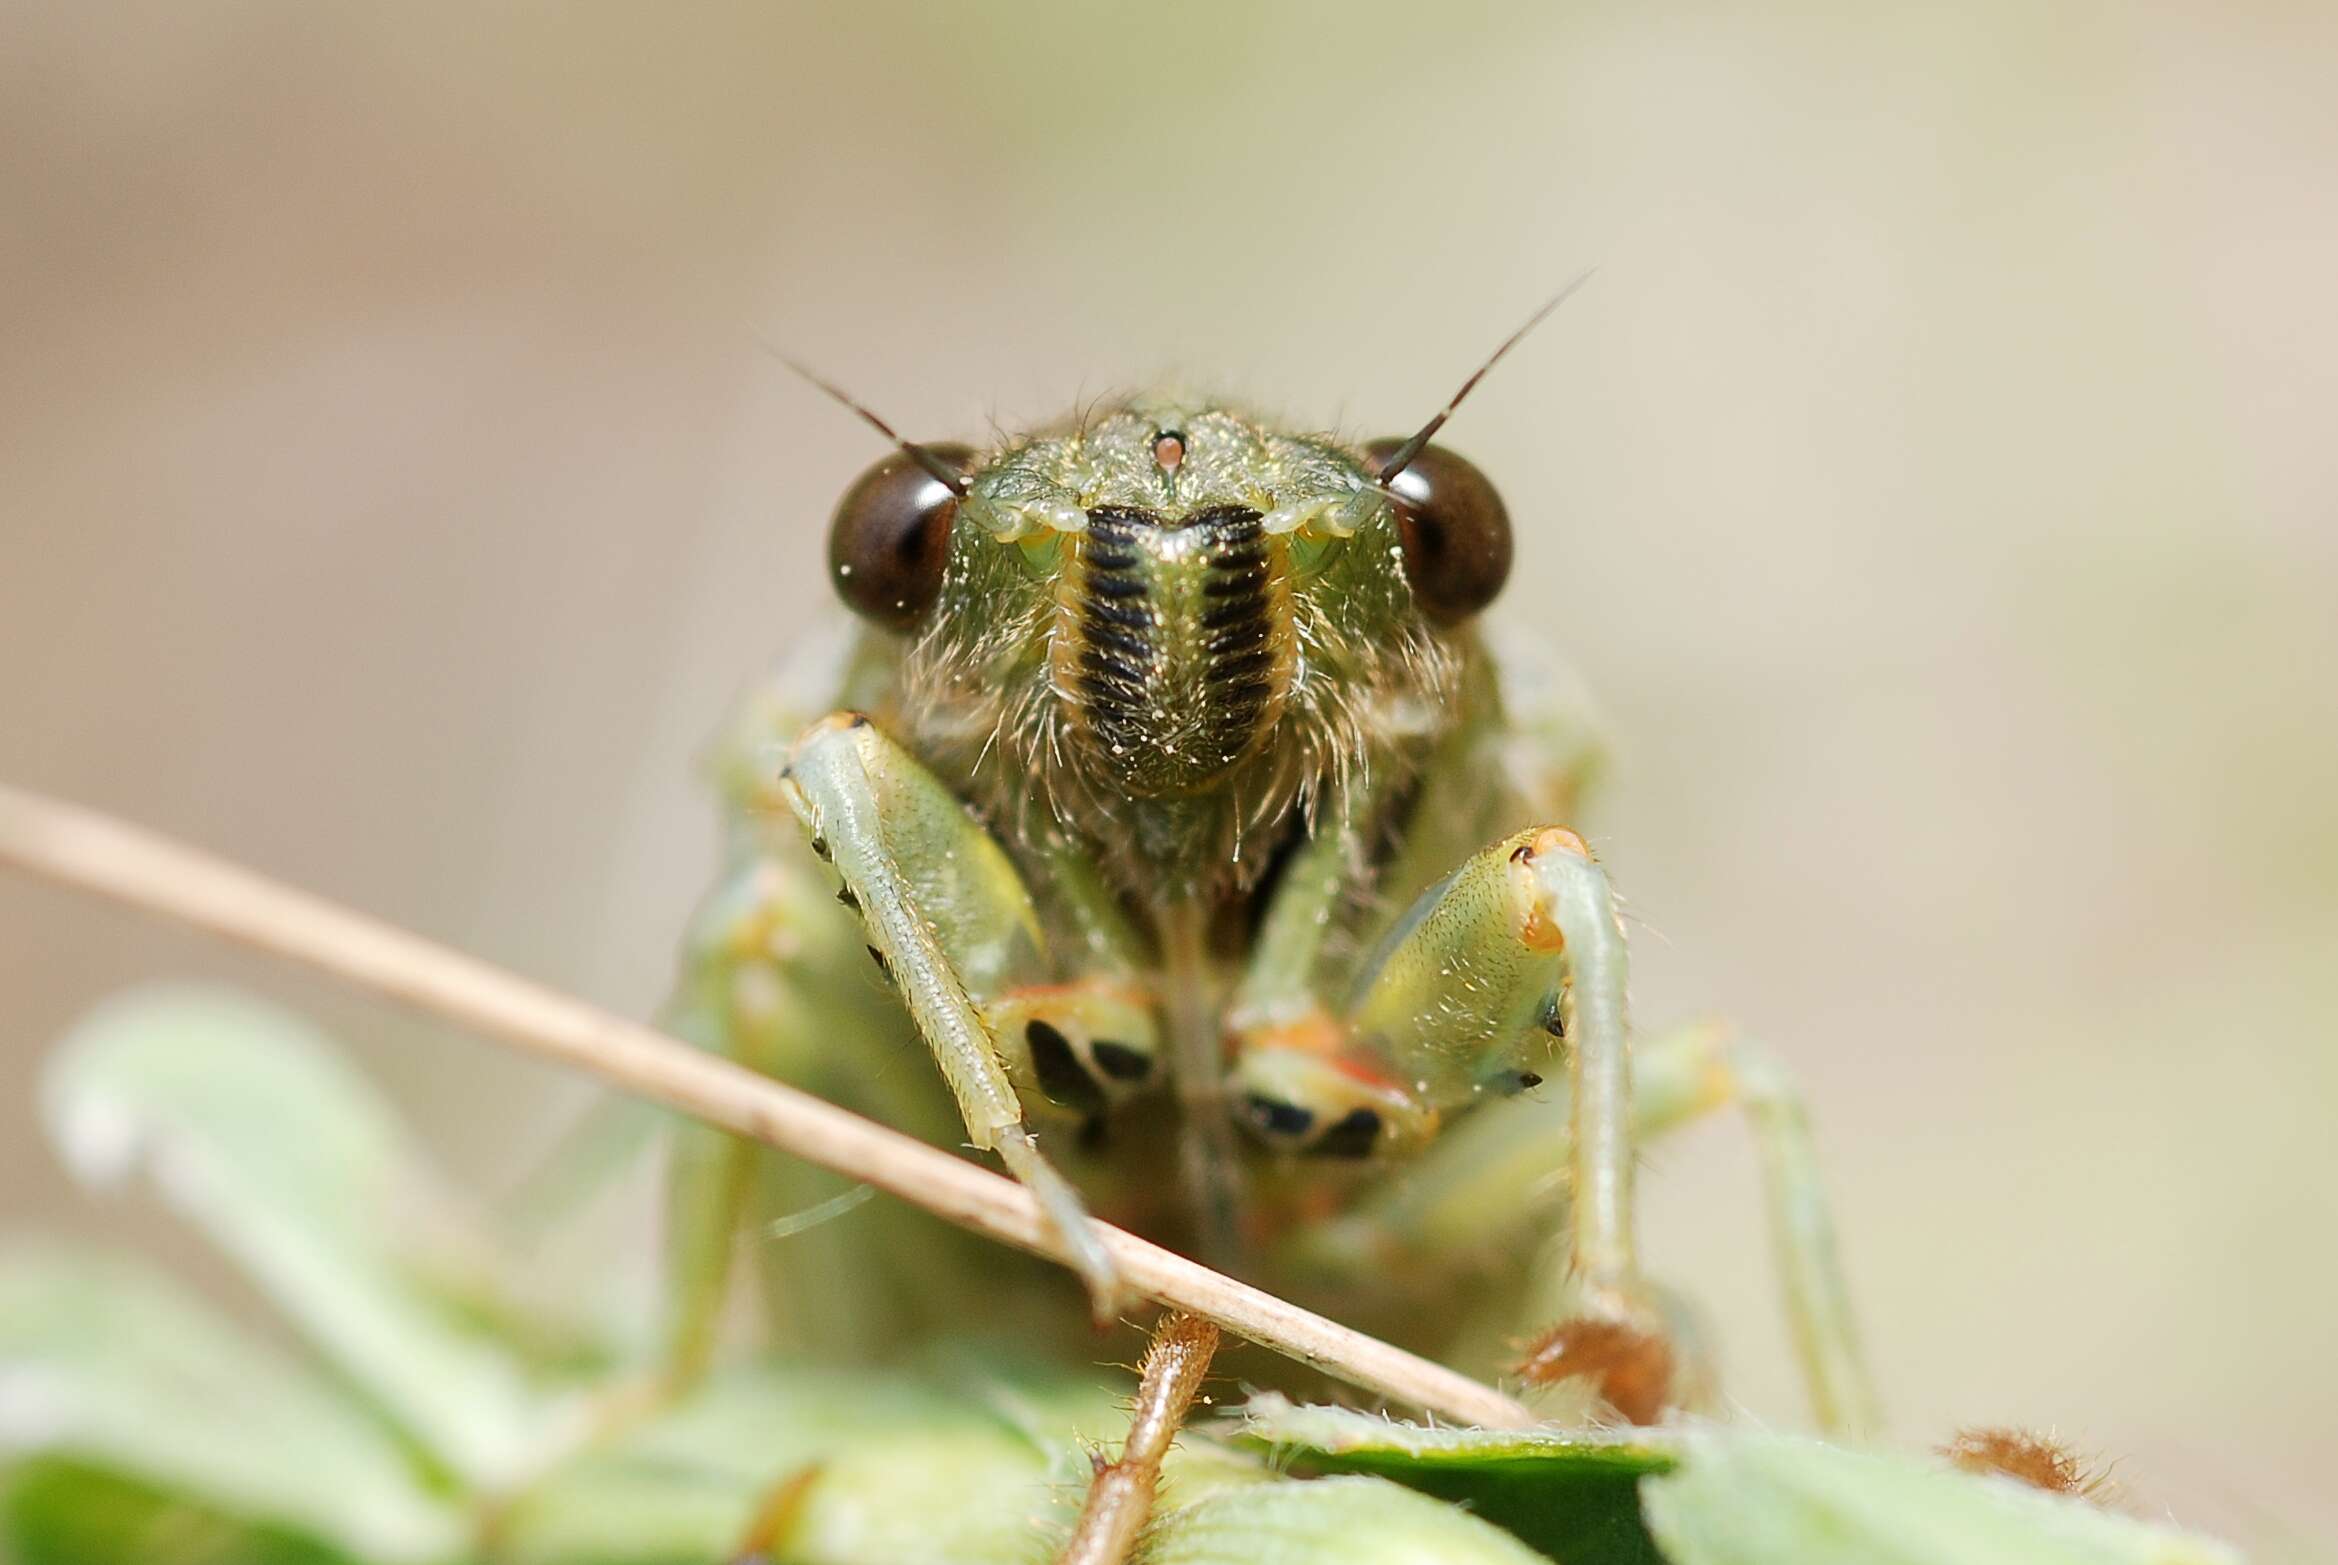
1939;1427;2110;1502
1514;1314;1676;1426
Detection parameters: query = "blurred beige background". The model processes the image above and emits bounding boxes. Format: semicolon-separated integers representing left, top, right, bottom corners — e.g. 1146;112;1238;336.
3;1;2333;1553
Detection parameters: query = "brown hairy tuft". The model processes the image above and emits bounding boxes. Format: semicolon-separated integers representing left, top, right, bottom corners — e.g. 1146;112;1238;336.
1940;1426;2110;1502
1513;1317;1675;1426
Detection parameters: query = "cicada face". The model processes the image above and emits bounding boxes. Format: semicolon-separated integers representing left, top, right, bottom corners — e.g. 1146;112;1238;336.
826;401;1515;889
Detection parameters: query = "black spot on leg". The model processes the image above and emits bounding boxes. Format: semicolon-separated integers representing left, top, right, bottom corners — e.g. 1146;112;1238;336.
864;944;890;978
1089;1039;1152;1082
810;834;832;862
1242;1094;1315;1140
1541;994;1566;1040
1026;1020;1105;1115
1483;1069;1544;1096
835;886;860;912
1312;1107;1384;1159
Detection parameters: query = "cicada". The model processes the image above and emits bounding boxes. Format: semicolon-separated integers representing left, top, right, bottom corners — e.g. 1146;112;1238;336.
1;301;2241;1565
657;298;1877;1556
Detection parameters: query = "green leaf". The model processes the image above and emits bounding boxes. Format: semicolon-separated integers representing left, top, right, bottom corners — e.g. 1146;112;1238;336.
0;1243;460;1563
503;1359;1076;1565
1139;1474;1558;1565
1640;1431;2246;1565
39;986;567;1487
2;1459;362;1565
499;1354;1263;1565
1237;1394;1674;1564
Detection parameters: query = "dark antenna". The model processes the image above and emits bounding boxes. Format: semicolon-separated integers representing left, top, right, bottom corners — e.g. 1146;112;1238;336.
771;350;969;497
1376;270;1596;489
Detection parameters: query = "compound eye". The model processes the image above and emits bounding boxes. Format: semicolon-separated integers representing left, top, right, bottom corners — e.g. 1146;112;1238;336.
1363;438;1513;623
828;442;975;629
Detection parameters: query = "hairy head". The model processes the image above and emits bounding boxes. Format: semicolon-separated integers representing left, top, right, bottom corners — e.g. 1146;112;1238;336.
803;287;1581;890
820;399;1511;887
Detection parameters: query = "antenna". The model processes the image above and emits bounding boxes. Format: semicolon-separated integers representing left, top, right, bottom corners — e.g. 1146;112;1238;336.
1376;270;1595;488
769;350;969;497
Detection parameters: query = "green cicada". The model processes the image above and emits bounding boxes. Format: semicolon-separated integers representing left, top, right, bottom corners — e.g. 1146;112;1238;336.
0;300;2255;1565
655;296;1878;1554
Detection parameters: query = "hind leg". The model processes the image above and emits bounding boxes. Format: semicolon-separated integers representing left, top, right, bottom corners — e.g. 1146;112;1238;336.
659;838;960;1378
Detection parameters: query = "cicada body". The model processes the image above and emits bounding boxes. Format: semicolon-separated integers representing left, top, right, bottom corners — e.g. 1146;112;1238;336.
664;389;1870;1438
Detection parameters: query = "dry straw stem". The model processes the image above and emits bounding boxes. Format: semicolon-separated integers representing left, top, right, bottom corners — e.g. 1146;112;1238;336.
0;783;1534;1430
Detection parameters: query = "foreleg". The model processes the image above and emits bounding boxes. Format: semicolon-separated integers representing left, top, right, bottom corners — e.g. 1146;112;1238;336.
1506;1019;1875;1432
1230;825;1660;1415
1290;1022;1877;1435
781;713;1136;1318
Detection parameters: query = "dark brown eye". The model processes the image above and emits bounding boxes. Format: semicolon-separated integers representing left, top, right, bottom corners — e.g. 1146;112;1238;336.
827;442;974;629
1363;438;1513;623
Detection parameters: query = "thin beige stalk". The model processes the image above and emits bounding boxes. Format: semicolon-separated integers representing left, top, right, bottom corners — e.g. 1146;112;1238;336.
0;783;1533;1430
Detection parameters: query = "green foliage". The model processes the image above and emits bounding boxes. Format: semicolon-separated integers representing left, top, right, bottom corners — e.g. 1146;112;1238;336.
37;988;573;1486
495;1358;1132;1565
1141;1476;1553;1565
2;1460;363;1565
1;987;2255;1564
1641;1433;2242;1565
1238;1395;1672;1564
0;1244;459;1561
1243;1400;2247;1565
